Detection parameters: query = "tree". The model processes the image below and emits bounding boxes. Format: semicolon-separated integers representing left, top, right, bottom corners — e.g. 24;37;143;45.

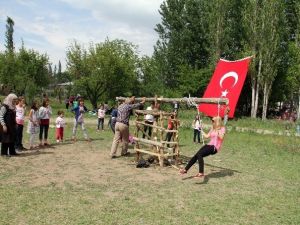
0;17;16;92
5;17;14;53
15;45;50;102
66;39;139;108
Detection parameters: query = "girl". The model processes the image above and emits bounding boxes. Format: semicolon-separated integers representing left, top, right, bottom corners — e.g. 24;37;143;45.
0;93;19;156
97;104;105;131
28;101;39;149
15;96;26;151
55;110;65;143
180;116;225;178
38;99;52;146
165;114;175;147
192;115;202;143
72;99;90;141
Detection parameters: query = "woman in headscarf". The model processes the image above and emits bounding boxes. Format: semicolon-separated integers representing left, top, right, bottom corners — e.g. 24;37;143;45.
0;93;19;156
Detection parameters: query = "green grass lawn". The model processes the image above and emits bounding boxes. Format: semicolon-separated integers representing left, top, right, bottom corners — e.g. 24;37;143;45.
0;100;299;225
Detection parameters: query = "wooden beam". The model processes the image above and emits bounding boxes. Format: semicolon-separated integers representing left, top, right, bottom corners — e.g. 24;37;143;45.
135;121;165;130
135;110;173;116
135;148;161;157
133;137;163;147
116;96;228;105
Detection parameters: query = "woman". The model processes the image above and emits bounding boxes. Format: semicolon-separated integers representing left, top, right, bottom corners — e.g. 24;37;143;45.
0;93;19;156
180;116;225;178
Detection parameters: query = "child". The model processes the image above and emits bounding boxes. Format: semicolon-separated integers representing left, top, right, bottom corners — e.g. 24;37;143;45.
28;101;39;150
55;110;65;143
165;114;175;147
15;96;27;151
72;99;90;141
38;99;52;146
97;104;105;131
192;115;202;143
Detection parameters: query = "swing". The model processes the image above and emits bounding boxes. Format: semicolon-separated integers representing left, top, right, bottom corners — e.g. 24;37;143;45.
186;95;227;147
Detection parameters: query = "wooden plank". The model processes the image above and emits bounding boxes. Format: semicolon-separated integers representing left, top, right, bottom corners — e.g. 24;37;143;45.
135;121;165;130
135;148;161;157
164;130;178;133
116;96;228;105
133;137;163;147
161;141;178;144
135;110;173;116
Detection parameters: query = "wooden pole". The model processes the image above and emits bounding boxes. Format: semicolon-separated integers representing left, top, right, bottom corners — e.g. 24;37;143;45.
116;96;228;105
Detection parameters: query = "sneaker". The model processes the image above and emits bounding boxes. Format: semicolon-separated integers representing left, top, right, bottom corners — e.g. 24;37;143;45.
56;140;60;143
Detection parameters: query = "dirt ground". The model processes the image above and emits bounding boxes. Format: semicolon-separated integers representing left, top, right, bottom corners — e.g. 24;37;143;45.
0;132;177;189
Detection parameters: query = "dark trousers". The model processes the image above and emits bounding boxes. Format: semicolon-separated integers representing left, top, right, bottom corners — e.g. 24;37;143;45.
193;129;201;143
185;145;217;173
15;124;24;149
39;124;49;140
1;143;17;155
111;118;116;133
143;121;153;139
165;132;173;147
98;118;104;130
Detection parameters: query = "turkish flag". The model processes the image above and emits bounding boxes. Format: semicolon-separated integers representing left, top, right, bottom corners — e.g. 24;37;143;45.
198;57;251;118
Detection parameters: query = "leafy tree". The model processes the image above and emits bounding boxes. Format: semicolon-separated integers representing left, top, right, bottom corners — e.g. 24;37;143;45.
5;17;14;53
15;45;50;102
0;17;16;93
66;39;139;108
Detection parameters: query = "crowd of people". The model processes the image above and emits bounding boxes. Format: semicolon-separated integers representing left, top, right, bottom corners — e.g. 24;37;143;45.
0;93;228;178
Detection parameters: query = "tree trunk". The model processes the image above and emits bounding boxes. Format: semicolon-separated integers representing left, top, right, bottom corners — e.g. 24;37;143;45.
262;82;271;120
252;57;262;118
297;88;300;120
251;77;256;117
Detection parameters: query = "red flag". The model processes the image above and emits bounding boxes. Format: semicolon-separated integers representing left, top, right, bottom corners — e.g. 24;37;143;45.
198;57;251;118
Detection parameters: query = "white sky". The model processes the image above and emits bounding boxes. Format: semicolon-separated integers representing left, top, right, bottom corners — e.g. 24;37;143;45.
0;0;164;70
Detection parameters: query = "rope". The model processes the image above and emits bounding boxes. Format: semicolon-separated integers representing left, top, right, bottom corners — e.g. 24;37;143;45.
187;95;205;145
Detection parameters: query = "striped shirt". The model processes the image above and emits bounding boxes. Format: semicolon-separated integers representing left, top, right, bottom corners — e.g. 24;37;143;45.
116;103;142;126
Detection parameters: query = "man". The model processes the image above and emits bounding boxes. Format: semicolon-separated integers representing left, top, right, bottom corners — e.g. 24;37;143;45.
110;96;145;158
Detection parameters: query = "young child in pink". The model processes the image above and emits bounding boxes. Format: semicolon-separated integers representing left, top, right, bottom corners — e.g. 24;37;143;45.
55;110;65;143
15;97;26;151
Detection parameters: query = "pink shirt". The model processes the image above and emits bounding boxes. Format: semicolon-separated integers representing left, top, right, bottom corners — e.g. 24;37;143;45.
207;127;225;151
16;105;25;125
98;109;105;119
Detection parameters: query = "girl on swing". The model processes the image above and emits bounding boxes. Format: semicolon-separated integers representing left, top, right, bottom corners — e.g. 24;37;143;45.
179;116;225;178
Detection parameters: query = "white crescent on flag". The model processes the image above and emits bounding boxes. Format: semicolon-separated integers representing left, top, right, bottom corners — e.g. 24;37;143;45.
219;71;239;88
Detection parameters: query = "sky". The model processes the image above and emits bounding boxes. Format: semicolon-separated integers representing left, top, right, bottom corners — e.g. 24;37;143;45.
0;0;164;70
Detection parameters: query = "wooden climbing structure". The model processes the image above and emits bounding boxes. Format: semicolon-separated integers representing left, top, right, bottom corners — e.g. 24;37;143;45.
116;96;228;167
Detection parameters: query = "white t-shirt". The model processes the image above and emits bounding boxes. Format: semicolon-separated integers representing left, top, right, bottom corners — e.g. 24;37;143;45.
194;120;201;130
56;116;65;128
145;106;154;123
98;109;105;119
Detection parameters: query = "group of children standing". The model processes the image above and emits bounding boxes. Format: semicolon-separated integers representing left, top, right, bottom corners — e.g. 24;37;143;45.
14;97;93;151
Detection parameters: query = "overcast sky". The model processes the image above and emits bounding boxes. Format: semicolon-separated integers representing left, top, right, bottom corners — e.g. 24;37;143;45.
0;0;164;70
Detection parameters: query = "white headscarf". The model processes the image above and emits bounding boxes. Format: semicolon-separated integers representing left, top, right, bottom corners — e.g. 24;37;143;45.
3;93;18;110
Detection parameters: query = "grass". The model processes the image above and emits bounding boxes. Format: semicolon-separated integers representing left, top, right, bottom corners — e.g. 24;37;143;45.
0;99;299;225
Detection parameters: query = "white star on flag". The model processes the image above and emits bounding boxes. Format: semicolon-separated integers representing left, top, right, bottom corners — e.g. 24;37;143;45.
221;89;229;97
